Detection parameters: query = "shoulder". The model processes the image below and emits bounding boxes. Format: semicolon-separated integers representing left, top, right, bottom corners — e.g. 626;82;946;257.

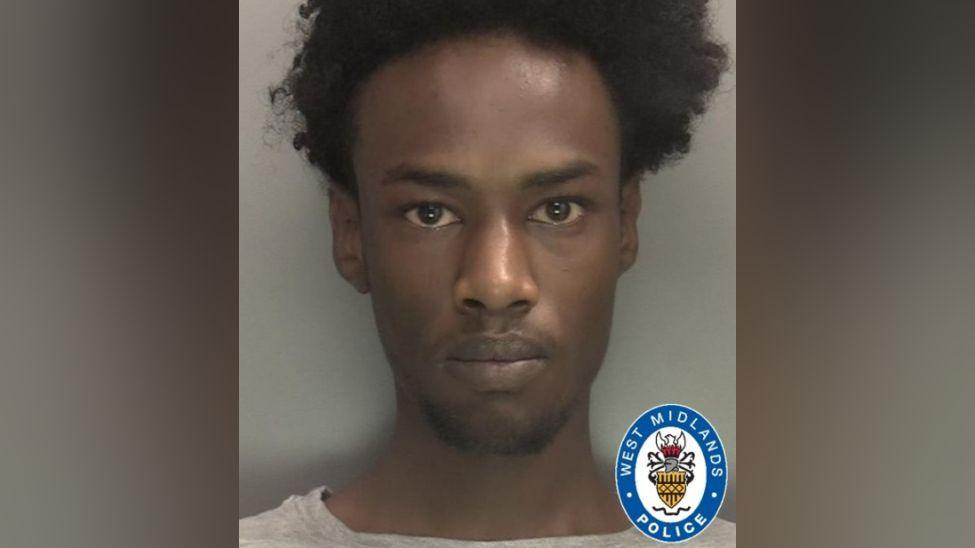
617;518;734;547
239;487;343;548
687;517;736;547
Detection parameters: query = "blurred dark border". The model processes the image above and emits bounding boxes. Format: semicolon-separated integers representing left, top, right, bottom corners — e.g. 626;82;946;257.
738;1;974;547
2;1;237;546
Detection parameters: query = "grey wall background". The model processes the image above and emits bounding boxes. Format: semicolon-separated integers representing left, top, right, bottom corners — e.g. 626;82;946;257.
240;0;736;521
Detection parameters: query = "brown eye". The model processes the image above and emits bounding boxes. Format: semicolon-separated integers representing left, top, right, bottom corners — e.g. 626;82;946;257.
404;202;460;228
529;199;585;225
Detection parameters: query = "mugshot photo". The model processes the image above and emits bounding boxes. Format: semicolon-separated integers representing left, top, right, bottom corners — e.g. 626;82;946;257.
240;1;735;545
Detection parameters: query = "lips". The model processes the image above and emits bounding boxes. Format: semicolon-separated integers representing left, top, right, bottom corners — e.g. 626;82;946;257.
443;333;550;392
446;333;548;363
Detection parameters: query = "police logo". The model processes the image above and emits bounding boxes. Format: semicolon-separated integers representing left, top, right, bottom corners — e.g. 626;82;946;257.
615;404;727;543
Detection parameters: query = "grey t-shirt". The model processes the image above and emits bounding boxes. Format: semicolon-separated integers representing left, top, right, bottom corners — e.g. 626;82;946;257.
239;486;735;547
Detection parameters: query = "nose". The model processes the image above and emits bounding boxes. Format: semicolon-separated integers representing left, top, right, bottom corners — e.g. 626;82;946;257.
453;218;540;317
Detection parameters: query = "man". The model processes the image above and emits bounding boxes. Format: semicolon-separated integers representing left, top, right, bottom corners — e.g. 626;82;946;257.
241;0;732;545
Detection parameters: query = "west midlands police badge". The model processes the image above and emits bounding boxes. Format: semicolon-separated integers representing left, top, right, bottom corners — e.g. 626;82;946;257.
615;404;728;543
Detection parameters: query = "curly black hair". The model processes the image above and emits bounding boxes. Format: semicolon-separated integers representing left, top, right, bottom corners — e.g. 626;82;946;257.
271;0;728;196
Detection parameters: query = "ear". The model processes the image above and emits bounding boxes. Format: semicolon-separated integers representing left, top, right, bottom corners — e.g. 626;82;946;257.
618;177;642;274
327;185;370;294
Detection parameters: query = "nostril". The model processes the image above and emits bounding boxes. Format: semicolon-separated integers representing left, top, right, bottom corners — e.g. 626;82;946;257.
460;297;532;314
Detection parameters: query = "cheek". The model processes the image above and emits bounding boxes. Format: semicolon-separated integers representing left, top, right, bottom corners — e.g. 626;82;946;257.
549;265;617;352
364;225;459;362
534;224;620;374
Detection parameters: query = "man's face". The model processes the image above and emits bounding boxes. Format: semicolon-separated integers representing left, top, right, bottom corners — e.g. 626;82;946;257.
332;33;640;455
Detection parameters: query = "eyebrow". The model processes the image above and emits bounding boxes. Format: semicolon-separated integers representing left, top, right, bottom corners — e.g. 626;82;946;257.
381;160;599;191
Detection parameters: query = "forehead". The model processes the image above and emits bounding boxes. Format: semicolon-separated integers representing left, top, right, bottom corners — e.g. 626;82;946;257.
352;33;621;187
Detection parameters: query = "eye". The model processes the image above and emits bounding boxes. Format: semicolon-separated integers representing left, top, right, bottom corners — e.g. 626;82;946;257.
528;199;586;226
403;202;461;228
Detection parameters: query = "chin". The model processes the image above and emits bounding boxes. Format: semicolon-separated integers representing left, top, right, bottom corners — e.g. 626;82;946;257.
417;393;574;456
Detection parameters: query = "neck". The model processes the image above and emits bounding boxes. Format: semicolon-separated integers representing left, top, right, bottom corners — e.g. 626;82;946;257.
326;391;630;540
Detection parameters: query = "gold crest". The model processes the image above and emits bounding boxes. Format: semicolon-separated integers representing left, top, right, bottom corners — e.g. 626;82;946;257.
655;470;688;508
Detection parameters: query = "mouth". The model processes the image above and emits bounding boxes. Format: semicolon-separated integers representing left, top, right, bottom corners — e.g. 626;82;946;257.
443;334;550;392
443;357;548;392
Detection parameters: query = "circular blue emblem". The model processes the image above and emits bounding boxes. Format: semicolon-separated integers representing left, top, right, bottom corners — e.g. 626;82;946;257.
615;403;727;543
